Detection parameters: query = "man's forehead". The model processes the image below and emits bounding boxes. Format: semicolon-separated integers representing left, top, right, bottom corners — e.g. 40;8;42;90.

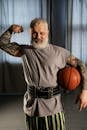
33;22;48;31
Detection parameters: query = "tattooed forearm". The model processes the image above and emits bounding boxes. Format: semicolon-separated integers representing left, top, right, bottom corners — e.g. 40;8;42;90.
77;59;87;89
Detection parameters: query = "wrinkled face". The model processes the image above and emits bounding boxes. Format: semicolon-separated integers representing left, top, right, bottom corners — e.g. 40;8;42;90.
30;22;49;48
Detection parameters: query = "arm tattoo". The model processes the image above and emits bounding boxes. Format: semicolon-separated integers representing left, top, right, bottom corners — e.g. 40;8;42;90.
0;42;22;56
0;30;11;44
0;29;22;56
77;59;87;90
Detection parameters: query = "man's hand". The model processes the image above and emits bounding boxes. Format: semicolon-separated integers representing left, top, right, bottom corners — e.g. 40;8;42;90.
76;90;87;111
67;55;77;67
9;24;23;33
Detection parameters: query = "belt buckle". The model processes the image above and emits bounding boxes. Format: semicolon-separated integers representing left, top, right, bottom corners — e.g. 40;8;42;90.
48;88;53;98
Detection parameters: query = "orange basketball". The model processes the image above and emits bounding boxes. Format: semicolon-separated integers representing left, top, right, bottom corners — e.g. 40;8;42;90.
58;66;81;90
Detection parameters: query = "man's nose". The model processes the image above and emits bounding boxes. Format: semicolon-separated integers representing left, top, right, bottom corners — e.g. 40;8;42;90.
37;33;41;39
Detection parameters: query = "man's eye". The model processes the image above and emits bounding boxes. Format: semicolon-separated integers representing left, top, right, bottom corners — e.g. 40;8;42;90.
40;32;45;35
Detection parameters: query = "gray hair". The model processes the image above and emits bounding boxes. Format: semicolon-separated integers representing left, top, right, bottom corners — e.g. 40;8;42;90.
30;18;48;29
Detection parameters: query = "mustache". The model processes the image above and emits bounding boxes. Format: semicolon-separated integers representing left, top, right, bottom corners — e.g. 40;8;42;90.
32;38;42;43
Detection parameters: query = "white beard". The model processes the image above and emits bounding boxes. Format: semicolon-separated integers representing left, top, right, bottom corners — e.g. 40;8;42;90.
31;38;48;49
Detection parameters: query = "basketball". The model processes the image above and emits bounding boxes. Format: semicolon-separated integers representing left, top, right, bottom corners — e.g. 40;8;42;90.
58;66;81;91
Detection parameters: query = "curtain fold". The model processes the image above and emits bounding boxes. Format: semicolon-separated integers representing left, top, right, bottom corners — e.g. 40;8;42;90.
66;0;87;63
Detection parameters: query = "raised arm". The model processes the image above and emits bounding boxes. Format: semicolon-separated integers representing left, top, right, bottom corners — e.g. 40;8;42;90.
0;24;23;57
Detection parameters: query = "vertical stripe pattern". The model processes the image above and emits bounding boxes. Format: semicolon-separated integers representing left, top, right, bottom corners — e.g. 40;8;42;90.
26;111;66;130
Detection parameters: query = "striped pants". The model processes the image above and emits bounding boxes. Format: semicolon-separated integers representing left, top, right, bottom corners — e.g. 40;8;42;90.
26;111;66;130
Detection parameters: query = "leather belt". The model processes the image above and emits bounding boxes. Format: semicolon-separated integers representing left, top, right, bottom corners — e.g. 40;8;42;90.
28;86;61;99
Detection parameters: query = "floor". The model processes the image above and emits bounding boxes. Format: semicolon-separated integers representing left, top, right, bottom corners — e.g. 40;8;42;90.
0;88;87;130
0;95;26;130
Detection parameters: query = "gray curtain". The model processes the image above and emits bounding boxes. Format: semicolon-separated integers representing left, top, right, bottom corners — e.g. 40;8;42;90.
0;0;48;93
66;0;87;64
49;0;66;47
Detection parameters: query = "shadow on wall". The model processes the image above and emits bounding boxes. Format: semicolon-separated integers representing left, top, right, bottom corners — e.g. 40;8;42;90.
0;62;26;94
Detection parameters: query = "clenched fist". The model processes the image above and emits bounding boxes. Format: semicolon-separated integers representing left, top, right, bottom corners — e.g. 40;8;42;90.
9;24;23;33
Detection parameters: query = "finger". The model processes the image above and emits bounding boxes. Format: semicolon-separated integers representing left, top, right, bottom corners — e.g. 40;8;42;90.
79;102;87;111
17;26;23;33
18;30;22;33
83;103;87;109
79;103;83;111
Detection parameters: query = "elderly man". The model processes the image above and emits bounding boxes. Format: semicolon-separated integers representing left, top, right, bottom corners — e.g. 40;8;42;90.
0;18;87;130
